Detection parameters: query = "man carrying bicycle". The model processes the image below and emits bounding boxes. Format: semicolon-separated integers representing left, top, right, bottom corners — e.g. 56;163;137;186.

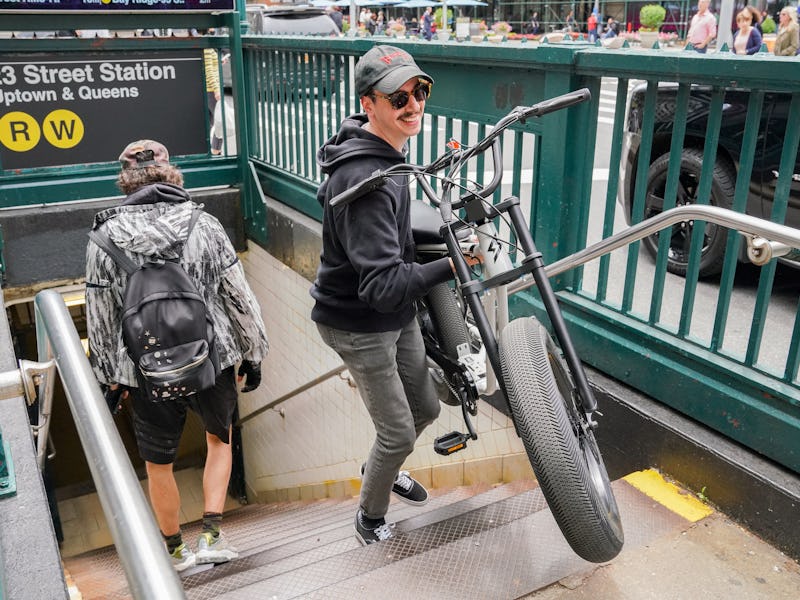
310;45;454;545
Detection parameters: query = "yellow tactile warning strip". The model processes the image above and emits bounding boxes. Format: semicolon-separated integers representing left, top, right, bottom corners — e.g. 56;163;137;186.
623;469;714;522
62;562;84;600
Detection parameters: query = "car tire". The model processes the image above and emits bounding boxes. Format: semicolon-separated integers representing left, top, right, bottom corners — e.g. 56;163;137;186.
643;148;737;278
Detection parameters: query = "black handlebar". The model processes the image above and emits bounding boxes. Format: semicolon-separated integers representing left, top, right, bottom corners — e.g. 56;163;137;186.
328;88;591;209
519;88;591;121
469;88;592;157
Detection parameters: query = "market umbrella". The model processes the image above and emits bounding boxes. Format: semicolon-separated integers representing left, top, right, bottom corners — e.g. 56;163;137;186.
394;0;437;7
445;0;487;5
333;0;397;6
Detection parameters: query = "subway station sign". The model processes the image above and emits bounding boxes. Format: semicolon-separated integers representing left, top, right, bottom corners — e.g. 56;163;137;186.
0;0;235;12
0;51;207;169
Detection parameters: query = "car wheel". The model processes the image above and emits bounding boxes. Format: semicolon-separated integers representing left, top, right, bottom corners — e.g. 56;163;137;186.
643;148;736;278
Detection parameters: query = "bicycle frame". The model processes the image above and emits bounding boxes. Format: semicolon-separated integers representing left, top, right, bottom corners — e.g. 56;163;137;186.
432;189;599;421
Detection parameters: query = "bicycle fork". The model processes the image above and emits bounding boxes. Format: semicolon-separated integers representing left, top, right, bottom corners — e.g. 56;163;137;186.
443;196;598;421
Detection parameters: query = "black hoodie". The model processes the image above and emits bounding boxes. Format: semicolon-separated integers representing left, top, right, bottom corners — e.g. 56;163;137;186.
310;113;453;332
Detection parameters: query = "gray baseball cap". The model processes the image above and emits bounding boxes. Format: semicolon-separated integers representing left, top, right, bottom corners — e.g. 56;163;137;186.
355;45;433;98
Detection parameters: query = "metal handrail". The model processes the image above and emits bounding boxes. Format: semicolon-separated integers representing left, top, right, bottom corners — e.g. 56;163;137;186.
236;364;348;426
33;290;185;599
508;205;800;295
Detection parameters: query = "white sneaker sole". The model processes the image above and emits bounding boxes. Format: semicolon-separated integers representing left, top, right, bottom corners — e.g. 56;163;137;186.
196;550;238;564
172;557;196;572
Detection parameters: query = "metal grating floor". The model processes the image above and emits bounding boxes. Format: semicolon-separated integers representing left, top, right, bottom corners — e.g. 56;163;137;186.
65;479;688;600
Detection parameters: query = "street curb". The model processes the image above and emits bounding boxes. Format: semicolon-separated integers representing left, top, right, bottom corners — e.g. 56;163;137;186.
590;366;800;561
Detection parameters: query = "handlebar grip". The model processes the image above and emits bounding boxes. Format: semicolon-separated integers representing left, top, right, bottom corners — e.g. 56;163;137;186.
329;171;387;207
518;88;591;121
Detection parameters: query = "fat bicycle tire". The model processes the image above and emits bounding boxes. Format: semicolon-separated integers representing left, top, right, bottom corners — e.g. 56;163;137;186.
425;282;470;357
499;317;624;563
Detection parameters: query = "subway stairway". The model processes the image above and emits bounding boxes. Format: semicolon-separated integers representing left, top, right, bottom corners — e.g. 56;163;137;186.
63;471;709;599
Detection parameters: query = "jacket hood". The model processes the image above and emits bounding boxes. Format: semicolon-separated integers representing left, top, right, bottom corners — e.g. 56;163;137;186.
316;113;406;174
91;183;198;259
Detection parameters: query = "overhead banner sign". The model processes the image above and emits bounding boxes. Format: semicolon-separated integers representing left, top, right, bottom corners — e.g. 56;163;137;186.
0;0;235;12
0;51;208;169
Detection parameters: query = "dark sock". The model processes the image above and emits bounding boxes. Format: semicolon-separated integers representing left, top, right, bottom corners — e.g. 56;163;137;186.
163;531;183;553
358;510;384;528
202;512;223;538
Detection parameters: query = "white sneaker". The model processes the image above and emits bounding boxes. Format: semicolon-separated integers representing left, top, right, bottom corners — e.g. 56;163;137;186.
196;531;239;565
169;542;196;572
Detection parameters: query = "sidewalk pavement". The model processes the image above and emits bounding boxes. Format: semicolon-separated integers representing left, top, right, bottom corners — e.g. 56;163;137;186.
523;472;800;599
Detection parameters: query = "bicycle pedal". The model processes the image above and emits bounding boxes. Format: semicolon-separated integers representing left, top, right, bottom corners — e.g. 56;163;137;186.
434;431;471;455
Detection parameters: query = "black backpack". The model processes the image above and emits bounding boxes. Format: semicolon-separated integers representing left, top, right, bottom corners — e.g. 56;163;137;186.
88;208;220;401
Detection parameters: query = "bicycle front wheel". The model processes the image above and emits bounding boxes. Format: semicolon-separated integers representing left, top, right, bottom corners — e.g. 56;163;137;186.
499;317;623;563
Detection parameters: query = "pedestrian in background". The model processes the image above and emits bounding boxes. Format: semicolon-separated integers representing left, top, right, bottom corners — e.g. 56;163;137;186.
731;8;763;55
422;6;434;40
752;7;766;33
601;17;618;39
565;9;577;32
526;11;541;35
203;47;223;155
86;140;269;571
686;0;717;53
588;11;598;42
774;6;800;56
327;5;343;32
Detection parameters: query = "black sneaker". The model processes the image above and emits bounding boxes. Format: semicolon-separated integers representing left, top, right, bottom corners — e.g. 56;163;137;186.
360;465;430;506
354;510;395;545
392;470;429;505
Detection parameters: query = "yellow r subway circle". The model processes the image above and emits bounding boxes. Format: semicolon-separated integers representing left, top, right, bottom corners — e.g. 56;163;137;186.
0;111;41;152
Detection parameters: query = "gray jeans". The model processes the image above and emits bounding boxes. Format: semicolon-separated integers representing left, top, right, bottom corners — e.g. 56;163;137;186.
317;318;440;519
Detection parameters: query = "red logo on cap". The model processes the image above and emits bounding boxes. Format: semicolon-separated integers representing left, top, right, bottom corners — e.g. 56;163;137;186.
380;50;408;64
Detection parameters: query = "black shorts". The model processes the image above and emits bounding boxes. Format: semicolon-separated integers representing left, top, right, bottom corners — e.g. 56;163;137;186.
131;367;237;465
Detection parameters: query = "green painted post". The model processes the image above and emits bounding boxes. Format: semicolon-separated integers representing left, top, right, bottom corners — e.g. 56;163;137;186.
534;47;594;286
0;427;16;499
228;5;267;247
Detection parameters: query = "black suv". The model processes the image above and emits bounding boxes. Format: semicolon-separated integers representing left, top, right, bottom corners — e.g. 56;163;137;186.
618;82;800;277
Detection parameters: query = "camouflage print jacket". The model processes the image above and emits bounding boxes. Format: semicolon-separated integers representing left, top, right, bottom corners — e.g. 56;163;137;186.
85;182;269;387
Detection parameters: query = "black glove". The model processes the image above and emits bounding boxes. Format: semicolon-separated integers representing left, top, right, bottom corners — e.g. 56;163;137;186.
103;384;130;415
237;360;262;393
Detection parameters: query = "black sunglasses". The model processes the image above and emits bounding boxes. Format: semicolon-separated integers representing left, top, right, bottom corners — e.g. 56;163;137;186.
373;80;432;110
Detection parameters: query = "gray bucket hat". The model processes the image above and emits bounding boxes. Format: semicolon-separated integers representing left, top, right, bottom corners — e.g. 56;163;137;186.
355;45;433;98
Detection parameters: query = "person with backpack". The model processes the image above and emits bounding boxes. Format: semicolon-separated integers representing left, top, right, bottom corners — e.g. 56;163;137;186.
85;139;269;572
